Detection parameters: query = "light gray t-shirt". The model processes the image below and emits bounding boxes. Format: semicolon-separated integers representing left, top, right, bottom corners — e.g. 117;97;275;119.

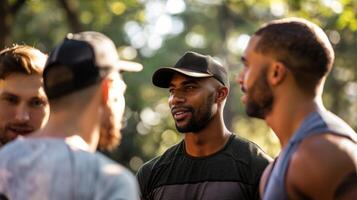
0;136;139;200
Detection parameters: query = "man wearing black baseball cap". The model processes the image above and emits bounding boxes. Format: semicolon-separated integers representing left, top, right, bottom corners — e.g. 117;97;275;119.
0;31;142;199
137;51;271;200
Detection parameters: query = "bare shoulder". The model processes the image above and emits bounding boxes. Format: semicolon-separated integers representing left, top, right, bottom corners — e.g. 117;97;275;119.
296;133;357;168
286;133;357;199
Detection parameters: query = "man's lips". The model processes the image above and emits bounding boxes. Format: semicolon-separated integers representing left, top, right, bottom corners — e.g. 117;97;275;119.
6;125;34;136
240;86;248;104
171;107;192;121
240;85;247;93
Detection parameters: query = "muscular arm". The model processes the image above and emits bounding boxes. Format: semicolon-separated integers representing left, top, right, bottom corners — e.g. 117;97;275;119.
286;133;357;200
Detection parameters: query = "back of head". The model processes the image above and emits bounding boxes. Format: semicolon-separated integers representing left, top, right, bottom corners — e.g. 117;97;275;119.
0;45;47;79
254;17;334;94
44;31;142;108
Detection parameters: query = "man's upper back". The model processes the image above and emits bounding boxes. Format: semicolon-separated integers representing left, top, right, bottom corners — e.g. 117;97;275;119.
137;134;271;200
0;137;139;200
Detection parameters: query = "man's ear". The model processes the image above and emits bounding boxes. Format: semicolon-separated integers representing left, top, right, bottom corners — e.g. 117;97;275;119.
269;61;287;86
216;86;229;103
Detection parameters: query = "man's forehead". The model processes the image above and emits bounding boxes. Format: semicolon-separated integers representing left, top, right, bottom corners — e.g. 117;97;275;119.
244;36;261;55
0;90;47;101
0;74;46;98
2;73;42;86
168;73;215;88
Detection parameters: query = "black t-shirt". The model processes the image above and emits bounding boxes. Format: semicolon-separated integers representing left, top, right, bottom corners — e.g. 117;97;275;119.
137;134;271;200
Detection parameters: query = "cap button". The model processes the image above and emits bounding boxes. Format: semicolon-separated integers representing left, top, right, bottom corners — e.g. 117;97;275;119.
66;33;74;39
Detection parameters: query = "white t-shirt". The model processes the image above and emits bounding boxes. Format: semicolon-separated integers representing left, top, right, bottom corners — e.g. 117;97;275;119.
0;136;139;200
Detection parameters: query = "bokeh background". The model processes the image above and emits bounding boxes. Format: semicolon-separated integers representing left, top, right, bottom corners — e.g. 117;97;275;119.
2;0;356;172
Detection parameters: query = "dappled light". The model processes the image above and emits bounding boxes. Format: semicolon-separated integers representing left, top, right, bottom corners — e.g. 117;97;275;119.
3;0;356;173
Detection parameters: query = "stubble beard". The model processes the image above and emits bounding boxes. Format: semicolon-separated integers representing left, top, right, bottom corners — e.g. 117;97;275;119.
246;68;274;119
175;93;215;133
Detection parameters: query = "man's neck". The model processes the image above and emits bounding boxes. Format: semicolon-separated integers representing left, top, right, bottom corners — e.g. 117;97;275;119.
33;108;100;152
266;94;322;148
183;114;231;157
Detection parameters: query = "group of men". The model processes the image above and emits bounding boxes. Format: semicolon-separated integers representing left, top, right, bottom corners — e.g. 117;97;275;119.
0;17;355;200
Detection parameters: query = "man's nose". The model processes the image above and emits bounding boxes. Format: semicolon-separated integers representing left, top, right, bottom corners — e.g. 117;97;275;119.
169;92;186;106
14;104;30;122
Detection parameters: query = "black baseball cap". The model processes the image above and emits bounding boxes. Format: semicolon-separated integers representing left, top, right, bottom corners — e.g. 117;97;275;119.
152;51;228;88
44;31;142;99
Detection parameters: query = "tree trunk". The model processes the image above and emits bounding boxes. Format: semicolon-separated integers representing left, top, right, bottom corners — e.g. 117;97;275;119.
0;0;26;48
218;4;237;130
57;0;83;32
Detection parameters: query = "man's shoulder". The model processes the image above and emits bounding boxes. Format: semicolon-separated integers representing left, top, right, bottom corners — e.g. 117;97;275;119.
0;137;132;177
229;134;272;164
292;133;357;170
318;110;357;140
94;152;138;191
0;137;62;159
138;141;183;173
286;133;357;199
0;138;139;200
94;152;136;179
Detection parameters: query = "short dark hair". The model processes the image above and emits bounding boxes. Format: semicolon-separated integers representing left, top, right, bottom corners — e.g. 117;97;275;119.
254;18;334;94
0;45;47;79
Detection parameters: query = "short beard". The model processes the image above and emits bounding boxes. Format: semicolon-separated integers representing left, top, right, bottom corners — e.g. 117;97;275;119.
0;123;33;147
246;68;274;119
0;127;7;147
98;105;121;151
176;93;215;133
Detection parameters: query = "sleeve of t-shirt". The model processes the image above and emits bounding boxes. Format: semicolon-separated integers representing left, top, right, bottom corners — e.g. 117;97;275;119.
107;170;139;200
94;162;140;200
136;162;152;200
252;147;272;200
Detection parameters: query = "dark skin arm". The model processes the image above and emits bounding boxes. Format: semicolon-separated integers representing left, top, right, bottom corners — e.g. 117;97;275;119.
286;133;357;200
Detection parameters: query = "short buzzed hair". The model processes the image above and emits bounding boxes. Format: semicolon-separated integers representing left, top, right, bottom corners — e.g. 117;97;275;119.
254;18;334;94
0;45;47;79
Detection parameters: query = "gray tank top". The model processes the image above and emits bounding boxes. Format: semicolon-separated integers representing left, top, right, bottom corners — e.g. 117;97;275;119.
263;109;357;200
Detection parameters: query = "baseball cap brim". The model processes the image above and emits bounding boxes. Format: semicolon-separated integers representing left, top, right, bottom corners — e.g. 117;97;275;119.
115;60;143;72
152;67;213;88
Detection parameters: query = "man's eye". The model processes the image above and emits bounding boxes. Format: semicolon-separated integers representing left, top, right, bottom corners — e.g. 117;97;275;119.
185;85;195;90
30;99;46;107
3;96;18;104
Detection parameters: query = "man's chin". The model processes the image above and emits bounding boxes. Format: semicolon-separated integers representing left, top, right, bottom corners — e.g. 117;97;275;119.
246;104;272;119
175;123;191;133
175;126;188;133
175;123;203;134
10;130;33;136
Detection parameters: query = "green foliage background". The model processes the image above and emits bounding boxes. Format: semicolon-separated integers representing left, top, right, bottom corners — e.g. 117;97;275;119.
4;0;356;172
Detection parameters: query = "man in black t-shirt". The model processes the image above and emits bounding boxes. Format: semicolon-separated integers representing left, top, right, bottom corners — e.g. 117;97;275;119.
137;51;271;200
